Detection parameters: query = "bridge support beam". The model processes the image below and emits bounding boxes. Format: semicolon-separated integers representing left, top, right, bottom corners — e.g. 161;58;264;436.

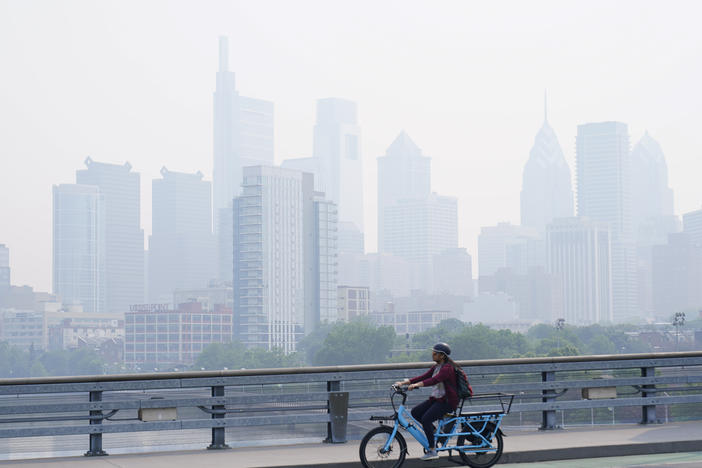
85;390;107;456
207;385;230;450
641;366;658;424
540;370;559;430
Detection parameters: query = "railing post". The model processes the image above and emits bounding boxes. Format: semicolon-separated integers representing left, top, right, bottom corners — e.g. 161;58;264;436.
207;385;229;449
540;370;558;430
324;379;348;443
85;390;107;456
641;366;658;424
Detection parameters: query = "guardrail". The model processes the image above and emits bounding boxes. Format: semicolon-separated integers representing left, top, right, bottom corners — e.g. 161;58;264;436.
0;351;701;456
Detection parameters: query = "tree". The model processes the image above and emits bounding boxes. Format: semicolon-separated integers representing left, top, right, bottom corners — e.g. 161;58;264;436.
195;341;302;370
312;319;395;366
39;348;104;376
297;322;334;365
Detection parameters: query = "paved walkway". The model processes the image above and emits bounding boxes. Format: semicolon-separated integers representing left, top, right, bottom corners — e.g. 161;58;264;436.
0;422;701;467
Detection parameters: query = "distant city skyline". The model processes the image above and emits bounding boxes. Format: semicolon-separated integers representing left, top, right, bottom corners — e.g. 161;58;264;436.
2;1;702;291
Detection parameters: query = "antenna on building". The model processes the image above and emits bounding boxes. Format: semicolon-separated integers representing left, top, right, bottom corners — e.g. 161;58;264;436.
219;36;228;72
544;89;548;123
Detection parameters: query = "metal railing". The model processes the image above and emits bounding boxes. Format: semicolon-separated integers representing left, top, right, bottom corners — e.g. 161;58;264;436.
0;351;701;456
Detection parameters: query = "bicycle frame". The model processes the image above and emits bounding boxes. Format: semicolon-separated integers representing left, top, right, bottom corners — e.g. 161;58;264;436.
379;387;506;455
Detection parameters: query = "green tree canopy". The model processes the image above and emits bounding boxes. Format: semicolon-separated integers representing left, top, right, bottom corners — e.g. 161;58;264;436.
311;319;395;366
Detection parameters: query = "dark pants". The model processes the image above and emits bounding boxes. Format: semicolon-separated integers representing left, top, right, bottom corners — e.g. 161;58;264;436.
411;399;452;449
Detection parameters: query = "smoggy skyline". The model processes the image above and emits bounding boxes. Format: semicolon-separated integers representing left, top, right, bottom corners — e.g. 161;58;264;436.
1;0;701;292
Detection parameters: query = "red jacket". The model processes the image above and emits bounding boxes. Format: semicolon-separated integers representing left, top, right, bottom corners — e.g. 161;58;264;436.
409;364;458;410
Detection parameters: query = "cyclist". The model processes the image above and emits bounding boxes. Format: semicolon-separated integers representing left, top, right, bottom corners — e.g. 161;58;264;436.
393;342;458;461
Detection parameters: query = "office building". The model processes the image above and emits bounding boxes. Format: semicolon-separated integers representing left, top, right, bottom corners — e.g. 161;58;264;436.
233;166;337;352
478;223;539;278
49;316;124;351
173;284;233;312
547;217;612;325
337;286;370;322
213;36;274;282
382;194;457;290
124;302;233;368
683;208;702;247
432;248;473;297
576;122;636;321
312;198;338;326
338;222;364;255
0;244;10;306
313;98;364;235
370;303;449;335
52;184;105;314
652;233;702;318
149;168;216;302
520;101;574;233
76;158;144;313
377;131;431;252
631;132;674;243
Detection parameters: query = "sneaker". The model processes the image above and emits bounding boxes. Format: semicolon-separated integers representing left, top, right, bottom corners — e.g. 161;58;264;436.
420;449;439;461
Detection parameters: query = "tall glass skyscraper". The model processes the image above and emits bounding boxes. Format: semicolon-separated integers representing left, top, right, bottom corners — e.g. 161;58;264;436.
233;167;337;352
313;98;364;235
76;157;144;313
576;122;636;321
520;106;573;234
0;244;11;306
631;132;675;243
149;168;216;303
213;36;274;283
52;184;105;313
377;131;431;253
382;193;458;291
547;217;612;325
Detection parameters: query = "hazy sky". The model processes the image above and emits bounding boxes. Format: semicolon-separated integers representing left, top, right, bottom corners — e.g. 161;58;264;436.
1;0;701;292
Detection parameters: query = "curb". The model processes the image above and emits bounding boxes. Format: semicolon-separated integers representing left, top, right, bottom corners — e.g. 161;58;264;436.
269;440;702;467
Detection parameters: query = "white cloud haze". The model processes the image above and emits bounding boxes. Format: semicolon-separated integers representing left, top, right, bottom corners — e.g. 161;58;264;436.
1;0;701;291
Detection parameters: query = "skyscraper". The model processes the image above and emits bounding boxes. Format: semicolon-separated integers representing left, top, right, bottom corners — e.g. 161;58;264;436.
0;244;10;306
432;248;473;297
652;233;702;318
683;208;702;247
76;157;144;313
576;122;636;321
213;36;274;282
311;198;338;327
52;184;105;313
148;168;216;302
478;223;539;278
631;132;675;241
520;100;573;233
377;131;431;252
547;217;612;325
233;166;337;352
313;98;364;235
382;194;458;290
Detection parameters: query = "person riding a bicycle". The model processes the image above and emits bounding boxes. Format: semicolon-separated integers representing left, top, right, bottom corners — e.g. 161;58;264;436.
393;342;460;461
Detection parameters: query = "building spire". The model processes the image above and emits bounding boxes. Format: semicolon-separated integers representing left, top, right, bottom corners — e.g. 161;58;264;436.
544;89;548;123
219;36;228;72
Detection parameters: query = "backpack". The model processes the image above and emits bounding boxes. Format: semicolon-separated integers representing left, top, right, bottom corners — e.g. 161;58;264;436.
454;367;473;399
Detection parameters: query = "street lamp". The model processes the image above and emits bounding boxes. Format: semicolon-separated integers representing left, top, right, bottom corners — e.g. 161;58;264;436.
555;318;565;350
673;312;685;351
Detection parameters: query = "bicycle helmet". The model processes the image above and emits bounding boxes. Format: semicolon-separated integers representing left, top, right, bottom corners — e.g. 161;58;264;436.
432;342;451;356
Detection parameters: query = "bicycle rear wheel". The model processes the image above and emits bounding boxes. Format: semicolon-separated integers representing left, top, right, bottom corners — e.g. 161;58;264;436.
359;425;407;468
456;431;503;468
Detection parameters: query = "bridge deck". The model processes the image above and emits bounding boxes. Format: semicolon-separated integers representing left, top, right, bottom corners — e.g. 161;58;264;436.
0;421;700;467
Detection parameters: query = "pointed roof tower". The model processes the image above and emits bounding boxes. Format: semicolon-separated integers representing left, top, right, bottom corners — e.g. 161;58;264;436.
386;130;423;159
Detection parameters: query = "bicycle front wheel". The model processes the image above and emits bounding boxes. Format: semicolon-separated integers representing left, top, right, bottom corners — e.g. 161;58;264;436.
456;431;503;468
359;425;407;468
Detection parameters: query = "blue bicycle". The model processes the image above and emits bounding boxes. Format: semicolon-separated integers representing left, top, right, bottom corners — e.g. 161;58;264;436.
359;385;513;468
